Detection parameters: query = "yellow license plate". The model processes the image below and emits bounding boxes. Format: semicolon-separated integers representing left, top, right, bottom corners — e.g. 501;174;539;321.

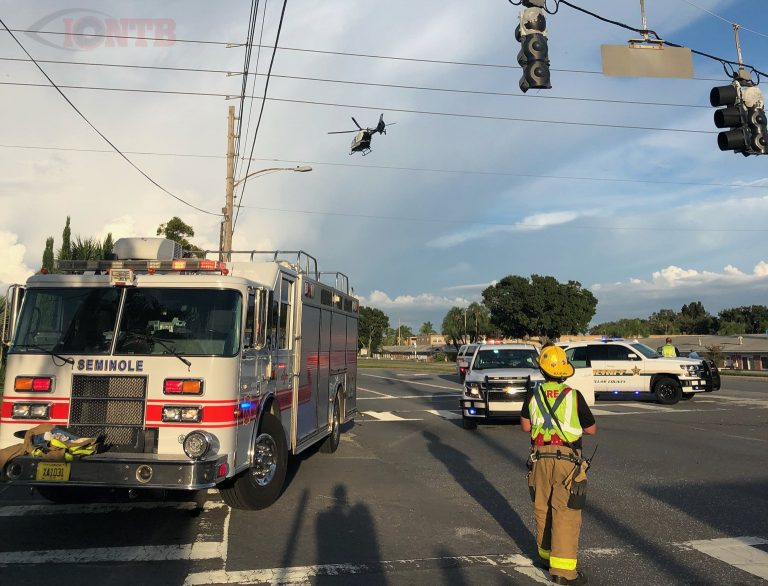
36;462;71;482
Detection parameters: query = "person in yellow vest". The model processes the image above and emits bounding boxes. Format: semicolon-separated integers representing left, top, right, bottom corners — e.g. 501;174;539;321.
521;344;596;585
661;337;678;357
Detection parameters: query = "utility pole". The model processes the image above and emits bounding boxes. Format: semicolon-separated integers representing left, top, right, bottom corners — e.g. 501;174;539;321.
220;105;236;261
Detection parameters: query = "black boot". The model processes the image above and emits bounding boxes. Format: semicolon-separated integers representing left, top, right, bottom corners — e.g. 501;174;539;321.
551;570;588;585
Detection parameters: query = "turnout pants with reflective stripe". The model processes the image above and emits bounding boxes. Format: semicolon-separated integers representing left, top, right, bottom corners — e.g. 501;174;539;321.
532;445;583;580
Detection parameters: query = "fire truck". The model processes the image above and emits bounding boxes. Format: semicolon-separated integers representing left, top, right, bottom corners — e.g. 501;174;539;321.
0;238;358;509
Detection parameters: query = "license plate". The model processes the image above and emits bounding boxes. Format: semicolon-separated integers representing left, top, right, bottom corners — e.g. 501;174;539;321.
36;462;71;482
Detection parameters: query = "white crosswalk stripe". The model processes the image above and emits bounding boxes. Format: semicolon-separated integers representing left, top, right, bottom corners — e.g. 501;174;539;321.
684;536;768;580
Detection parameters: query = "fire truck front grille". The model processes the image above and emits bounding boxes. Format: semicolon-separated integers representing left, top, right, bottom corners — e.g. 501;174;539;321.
69;375;147;449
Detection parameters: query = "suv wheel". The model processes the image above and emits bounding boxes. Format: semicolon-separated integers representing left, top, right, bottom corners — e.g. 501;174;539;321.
654;376;682;405
462;416;477;430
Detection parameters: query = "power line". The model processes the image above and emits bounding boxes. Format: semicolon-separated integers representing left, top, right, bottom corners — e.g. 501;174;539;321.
232;0;260;181
6;28;731;81
233;0;289;233
0;18;220;217
2;82;716;133
233;203;768;233
0;59;712;109
678;0;768;40
6;143;764;191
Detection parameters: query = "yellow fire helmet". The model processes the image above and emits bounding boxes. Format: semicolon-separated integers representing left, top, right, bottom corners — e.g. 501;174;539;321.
538;345;575;379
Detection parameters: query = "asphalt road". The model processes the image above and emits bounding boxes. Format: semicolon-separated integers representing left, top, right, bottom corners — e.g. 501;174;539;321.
0;372;766;585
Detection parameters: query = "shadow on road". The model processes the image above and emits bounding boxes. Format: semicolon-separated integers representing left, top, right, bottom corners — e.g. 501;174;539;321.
315;484;387;585
422;430;537;555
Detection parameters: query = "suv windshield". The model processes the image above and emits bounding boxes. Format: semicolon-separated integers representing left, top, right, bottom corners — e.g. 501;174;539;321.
115;288;242;357
631;343;660;358
11;287;242;357
473;348;538;370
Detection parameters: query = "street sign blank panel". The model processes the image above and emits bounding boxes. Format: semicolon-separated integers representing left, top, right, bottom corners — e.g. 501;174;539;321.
601;44;694;79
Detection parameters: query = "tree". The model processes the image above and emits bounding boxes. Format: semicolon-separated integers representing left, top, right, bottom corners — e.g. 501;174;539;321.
442;306;468;349
42;237;55;272
395;324;414;344
648;309;678;335
590;318;650;338
71;236;103;261
419;321;435;335
157;217;199;251
58;216;72;261
678;301;716;335
719;305;768;334
102;233;114;258
358;306;389;355
482;275;597;339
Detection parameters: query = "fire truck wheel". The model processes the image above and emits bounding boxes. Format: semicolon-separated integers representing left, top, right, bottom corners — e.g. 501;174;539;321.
219;412;287;510
654;376;682;405
320;395;341;454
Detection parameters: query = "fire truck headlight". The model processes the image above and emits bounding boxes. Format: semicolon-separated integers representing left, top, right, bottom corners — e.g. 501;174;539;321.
163;406;202;423
183;431;218;460
12;403;51;419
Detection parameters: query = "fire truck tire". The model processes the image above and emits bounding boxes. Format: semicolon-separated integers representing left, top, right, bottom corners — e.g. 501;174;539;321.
219;413;287;510
320;395;341;454
654;376;682;405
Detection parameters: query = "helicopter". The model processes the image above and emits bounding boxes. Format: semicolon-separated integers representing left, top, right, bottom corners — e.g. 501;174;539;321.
328;113;393;155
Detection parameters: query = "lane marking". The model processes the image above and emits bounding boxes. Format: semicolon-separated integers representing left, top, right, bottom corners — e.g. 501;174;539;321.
360;372;460;391
183;553;535;585
425;409;462;420
358;394;460;401
357;386;393;398
0;501;225;517
685;537;768;580
361;411;422;422
0;542;226;564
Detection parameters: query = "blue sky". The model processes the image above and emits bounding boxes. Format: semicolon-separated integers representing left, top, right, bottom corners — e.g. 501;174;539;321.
1;0;767;330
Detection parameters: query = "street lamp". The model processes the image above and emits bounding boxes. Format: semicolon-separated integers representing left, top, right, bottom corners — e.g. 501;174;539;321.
221;165;313;259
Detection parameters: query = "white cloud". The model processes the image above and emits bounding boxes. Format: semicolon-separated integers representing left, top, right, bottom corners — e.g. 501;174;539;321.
360;289;471;310
427;211;583;249
0;231;35;288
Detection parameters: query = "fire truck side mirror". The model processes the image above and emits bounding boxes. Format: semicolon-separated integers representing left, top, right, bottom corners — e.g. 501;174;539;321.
245;289;270;350
2;285;25;347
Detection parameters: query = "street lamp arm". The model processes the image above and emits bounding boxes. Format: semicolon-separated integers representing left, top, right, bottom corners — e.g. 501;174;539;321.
233;165;312;188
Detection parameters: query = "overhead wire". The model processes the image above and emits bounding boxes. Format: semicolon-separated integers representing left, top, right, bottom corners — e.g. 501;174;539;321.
0;82;716;133
232;0;260;181
0;18;220;216
232;0;289;234
0;73;713;109
232;203;768;233
3;143;767;192
4;28;732;81
677;0;768;40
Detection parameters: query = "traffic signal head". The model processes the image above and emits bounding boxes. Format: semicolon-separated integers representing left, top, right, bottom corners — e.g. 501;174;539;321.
710;82;767;155
516;7;551;93
710;83;748;154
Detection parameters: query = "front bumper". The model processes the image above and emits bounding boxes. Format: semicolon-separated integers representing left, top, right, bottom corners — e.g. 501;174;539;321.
460;395;525;418
1;453;228;490
679;376;711;392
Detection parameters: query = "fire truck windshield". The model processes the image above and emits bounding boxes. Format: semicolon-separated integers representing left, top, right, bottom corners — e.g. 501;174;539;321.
115;288;242;357
11;287;121;355
10;287;242;358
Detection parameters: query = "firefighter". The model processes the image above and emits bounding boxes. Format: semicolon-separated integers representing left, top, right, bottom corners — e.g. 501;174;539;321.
520;344;596;585
661;337;678;357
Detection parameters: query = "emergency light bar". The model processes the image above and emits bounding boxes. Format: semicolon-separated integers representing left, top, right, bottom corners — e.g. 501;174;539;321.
57;259;228;274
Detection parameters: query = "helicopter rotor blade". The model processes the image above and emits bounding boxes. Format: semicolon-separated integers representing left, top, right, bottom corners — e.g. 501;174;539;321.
351;117;363;130
328;130;358;134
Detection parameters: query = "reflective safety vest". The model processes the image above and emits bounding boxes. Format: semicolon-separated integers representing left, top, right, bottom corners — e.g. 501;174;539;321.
529;382;583;443
661;343;676;357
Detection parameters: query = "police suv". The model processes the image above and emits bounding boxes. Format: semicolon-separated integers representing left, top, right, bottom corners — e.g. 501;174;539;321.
560;339;719;405
460;343;543;429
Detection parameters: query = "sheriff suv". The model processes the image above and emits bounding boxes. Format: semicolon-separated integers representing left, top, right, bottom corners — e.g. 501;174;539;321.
456;343;479;382
460;343;541;429
561;340;719;405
